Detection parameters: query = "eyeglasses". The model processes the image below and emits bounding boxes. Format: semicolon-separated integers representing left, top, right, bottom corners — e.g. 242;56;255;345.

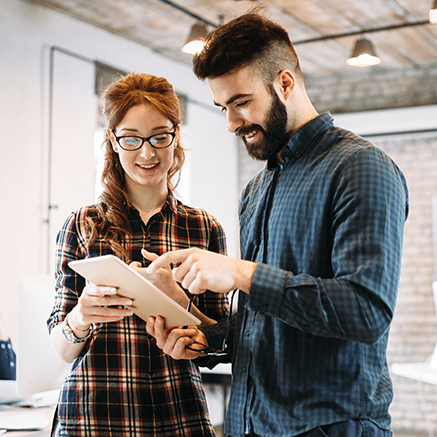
185;290;235;357
111;129;176;151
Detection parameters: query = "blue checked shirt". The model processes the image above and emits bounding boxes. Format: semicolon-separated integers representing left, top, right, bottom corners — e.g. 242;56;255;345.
203;112;409;436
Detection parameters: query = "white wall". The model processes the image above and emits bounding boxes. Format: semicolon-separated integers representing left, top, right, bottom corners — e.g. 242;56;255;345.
186;104;239;247
0;0;239;343
333;105;437;136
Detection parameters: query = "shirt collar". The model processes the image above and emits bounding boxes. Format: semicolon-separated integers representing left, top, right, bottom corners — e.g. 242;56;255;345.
267;112;334;170
129;191;177;220
165;191;178;214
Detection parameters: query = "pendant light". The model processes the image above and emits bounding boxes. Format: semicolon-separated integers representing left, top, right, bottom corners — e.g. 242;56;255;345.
181;23;208;55
347;36;381;67
430;0;437;24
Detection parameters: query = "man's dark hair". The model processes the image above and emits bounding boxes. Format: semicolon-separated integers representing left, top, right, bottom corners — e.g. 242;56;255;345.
193;11;303;85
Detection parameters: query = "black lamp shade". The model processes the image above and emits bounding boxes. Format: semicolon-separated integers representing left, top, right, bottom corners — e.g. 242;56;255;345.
347;37;381;67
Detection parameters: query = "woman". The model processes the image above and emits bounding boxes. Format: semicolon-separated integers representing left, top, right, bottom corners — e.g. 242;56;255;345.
48;72;228;436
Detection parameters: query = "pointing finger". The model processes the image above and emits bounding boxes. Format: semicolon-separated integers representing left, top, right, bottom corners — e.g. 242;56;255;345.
141;248;159;262
147;249;194;273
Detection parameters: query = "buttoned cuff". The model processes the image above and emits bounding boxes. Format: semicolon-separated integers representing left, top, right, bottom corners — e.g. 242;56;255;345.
246;263;289;315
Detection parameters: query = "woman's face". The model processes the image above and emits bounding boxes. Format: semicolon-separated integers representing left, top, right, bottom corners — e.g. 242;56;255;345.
109;103;176;196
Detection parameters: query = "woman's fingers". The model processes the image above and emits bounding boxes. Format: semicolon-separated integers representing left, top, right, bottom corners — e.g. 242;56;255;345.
141;248;159;262
77;283;134;325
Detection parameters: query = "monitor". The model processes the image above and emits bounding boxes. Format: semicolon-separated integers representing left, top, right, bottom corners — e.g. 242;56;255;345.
0;275;71;404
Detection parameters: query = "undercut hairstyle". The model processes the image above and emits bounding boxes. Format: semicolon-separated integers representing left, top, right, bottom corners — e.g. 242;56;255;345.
85;73;185;261
193;11;303;86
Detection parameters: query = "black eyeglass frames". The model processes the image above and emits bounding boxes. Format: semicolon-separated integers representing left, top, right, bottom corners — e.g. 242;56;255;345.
185;290;236;357
111;129;176;151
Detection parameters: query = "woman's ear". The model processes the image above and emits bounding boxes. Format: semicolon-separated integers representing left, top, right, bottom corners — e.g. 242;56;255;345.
174;125;181;148
107;129;118;153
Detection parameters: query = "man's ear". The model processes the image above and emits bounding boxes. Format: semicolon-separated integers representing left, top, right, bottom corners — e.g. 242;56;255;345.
275;69;295;100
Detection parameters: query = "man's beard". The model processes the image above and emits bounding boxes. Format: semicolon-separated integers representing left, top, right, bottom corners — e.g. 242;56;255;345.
238;90;289;161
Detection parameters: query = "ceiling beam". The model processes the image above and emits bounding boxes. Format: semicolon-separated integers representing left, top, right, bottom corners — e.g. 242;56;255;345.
155;0;219;27
292;19;431;45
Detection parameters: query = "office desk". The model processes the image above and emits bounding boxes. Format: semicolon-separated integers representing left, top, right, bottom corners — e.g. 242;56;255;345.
201;363;232;425
3;429;49;436
391;361;437;385
0;406;53;436
201;363;232;377
0;368;233;436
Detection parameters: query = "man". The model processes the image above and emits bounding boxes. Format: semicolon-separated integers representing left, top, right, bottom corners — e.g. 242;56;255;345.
146;11;409;437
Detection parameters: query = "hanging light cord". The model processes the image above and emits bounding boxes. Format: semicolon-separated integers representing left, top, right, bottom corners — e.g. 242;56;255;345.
292;19;431;45
157;0;433;46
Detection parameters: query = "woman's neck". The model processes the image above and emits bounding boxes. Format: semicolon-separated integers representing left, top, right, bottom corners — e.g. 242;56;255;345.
127;184;169;224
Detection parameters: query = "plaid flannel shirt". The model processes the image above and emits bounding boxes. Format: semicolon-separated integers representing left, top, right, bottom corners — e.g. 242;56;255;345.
48;193;228;437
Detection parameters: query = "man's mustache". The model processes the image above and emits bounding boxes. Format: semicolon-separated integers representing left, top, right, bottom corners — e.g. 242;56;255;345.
235;125;265;138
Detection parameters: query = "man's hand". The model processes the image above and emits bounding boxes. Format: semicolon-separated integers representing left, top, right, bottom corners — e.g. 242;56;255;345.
129;249;189;306
147;248;256;295
146;315;207;360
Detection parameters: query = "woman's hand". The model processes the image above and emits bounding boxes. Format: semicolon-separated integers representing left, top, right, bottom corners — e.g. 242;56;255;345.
129;249;189;307
131;249;220;327
71;283;134;331
51;284;133;363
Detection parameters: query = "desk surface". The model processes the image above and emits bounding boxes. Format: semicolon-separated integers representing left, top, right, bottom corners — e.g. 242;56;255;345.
0;368;232;435
391;361;437;385
0;406;53;436
200;363;231;375
3;429;49;436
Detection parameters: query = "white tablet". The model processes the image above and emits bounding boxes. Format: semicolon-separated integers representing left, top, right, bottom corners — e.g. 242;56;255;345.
68;255;200;327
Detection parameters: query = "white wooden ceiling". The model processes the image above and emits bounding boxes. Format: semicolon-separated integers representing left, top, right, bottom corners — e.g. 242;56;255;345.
24;0;437;77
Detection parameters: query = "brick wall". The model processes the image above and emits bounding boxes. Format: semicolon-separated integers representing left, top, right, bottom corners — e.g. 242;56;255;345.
237;63;437;434
375;132;437;434
305;64;437;114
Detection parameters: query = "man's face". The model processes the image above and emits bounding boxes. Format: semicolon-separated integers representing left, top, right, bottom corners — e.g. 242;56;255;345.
209;66;289;161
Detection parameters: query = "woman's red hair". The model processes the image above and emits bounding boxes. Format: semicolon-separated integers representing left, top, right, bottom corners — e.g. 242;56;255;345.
86;73;185;260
